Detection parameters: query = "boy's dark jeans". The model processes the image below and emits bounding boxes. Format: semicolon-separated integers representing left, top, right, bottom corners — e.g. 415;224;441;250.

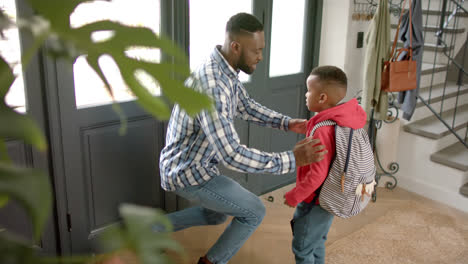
290;202;334;264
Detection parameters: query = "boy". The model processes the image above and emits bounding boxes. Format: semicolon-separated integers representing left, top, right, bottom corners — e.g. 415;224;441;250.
283;66;367;264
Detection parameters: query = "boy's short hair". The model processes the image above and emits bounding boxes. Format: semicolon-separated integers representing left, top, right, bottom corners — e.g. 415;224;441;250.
226;13;263;36
310;66;347;89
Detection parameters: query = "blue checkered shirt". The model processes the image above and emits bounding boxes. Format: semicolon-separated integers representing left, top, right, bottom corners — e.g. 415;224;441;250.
159;46;296;191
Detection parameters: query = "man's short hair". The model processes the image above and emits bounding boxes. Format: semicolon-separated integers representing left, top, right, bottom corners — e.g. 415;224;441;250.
226;13;263;36
310;66;347;88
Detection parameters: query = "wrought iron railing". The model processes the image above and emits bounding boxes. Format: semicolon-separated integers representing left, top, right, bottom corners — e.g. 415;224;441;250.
421;0;468;148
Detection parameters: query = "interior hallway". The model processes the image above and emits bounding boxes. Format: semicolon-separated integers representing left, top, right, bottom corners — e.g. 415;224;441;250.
170;185;468;264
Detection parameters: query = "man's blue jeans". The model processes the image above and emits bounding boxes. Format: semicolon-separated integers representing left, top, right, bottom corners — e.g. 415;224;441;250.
165;175;266;264
291;202;334;264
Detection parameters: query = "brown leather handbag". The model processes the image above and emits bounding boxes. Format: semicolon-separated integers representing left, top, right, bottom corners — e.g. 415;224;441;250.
381;0;417;92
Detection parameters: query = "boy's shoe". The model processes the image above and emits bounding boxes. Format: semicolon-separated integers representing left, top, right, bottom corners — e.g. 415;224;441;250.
197;256;214;264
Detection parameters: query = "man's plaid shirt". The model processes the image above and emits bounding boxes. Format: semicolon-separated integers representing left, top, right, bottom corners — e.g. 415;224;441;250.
159;46;296;191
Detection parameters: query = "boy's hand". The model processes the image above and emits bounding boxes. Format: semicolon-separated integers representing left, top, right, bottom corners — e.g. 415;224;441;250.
289;119;307;134
284;195;294;208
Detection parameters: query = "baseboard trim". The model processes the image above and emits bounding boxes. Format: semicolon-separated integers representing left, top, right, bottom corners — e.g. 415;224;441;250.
398;177;468;213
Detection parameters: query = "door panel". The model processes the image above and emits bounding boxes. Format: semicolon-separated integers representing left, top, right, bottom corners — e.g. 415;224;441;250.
247;77;306;195
266;85;304;189
52;49;165;254
43;0;166;253
82;119;161;236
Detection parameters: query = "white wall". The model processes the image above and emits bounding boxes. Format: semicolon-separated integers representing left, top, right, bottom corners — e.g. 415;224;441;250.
319;0;371;101
343;16;371;101
318;0;351;71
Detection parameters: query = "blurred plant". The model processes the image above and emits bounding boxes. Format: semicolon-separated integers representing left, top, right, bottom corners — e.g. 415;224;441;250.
0;0;212;263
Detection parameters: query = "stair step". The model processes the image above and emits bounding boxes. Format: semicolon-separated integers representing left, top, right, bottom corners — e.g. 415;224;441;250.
403;104;468;139
431;142;468;171
461;183;468;197
422;42;455;52
395;41;454;52
391;24;465;34
419;9;468;17
417;82;468;107
421;63;448;75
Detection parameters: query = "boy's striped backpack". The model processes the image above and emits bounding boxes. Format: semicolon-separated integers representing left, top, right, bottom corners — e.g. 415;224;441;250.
311;120;376;218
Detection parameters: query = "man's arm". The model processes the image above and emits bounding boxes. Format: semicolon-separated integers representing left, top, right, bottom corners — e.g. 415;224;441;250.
198;86;296;174
284;127;335;207
236;85;291;131
198;86;326;174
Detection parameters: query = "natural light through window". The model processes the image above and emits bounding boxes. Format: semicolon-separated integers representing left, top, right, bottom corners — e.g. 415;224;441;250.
189;0;252;83
269;0;306;77
1;0;26;113
70;0;161;109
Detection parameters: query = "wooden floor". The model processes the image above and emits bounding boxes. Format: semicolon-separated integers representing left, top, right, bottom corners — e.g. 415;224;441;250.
170;185;468;264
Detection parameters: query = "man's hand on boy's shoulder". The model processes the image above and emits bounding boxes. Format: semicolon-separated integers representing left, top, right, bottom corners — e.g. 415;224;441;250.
288;119;307;134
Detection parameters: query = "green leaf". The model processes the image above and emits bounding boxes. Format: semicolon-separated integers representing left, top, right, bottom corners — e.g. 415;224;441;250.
0;55;46;150
100;204;185;264
0;162;52;240
25;0;84;30
78;21;189;64
119;65;171;119
0;106;47;151
0;232;47;264
85;55;127;135
0;195;8;208
120;57;213;116
120;204;185;264
0;232;92;264
0;54;15;101
119;204;173;235
0;139;10;163
0;9;15;35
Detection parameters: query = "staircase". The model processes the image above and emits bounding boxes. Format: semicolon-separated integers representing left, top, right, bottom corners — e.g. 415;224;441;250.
387;0;468;212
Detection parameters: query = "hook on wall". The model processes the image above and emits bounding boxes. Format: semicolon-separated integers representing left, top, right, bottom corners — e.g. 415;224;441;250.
352;0;406;19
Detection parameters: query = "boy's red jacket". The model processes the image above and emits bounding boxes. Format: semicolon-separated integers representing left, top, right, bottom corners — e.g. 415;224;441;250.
285;98;367;207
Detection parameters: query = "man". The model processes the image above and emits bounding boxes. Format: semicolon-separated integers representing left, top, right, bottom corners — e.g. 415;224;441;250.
159;13;327;264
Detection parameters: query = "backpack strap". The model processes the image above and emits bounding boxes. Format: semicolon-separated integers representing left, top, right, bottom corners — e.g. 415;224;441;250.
309;120;336;202
310;120;337;136
310;120;355;193
343;129;354;174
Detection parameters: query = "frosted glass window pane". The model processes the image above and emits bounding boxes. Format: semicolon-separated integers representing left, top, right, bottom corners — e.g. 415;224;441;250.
1;0;26;113
269;0;306;77
70;0;161;109
189;0;252;83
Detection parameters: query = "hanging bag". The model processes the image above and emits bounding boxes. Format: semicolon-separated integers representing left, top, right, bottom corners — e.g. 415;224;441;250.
381;0;417;92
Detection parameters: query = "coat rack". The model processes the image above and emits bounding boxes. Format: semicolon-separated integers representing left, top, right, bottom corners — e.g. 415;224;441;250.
355;91;399;202
369;94;399;202
353;0;406;19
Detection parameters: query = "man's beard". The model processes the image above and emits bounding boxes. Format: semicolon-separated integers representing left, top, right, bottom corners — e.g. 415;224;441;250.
238;55;254;75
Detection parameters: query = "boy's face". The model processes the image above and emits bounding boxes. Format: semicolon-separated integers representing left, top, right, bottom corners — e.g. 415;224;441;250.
305;75;324;112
